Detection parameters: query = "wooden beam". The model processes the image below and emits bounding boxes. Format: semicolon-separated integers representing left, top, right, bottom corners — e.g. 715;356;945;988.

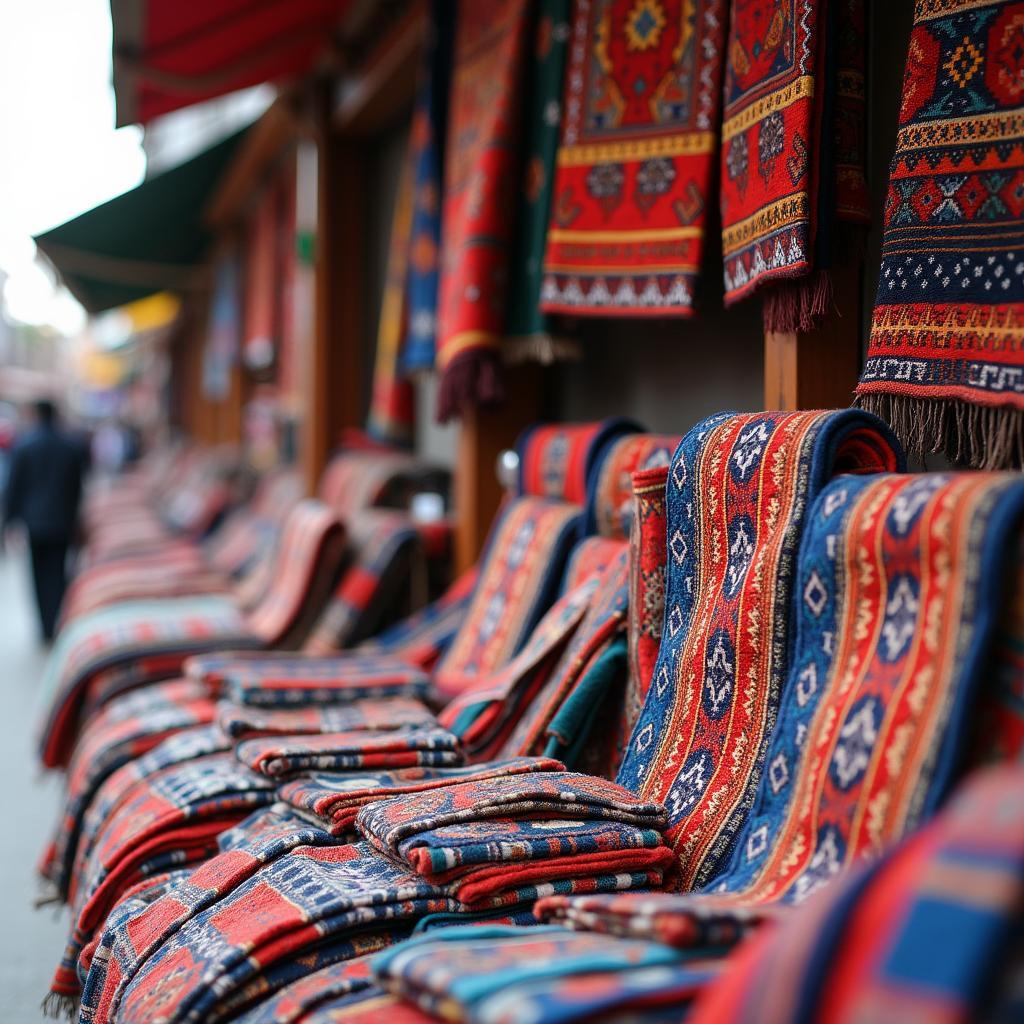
763;261;863;410
205;98;300;229
453;364;542;574
333;0;426;135
302;89;367;494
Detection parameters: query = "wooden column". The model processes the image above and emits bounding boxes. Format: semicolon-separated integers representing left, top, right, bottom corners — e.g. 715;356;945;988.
302;88;366;495
763;262;864;410
453;364;542;574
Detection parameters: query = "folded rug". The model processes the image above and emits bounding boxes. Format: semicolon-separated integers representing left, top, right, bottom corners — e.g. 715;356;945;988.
114;841;456;1024
279;757;564;836
437;579;594;754
69;725;231;908
230;954;379;1024
498;546;630;760
42;679;216;899
618;410;903;890
711;470;1024;905
356;772;668;858
855;0;1024;468
222;656;431;707
689;764;1024;1024
531;469;1024;1009
78;805;342;1024
39;595;258;767
215;697;436;741
388;818;675;904
372;925;712;1023
53;753;276;1004
236;728;464;779
536;891;778;949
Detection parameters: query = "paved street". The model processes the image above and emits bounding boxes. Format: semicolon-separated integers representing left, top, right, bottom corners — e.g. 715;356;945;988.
0;550;70;1021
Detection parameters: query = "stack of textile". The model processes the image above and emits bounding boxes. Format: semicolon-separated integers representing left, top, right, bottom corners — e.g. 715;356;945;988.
352;416;1024;1023
41;420;644;1013
80;774;672;1024
37;498;349;769
63;466;303;622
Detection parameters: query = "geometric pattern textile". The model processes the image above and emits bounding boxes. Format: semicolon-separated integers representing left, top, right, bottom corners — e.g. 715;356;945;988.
855;0;1024;469
214;697;436;741
720;0;871;327
709;470;1024;905
37;595;257;769
687;764;1024;1024
618;410;903;890
431;497;583;700
234;727;464;779
541;0;728;316
43;679;217;899
372;924;716;1022
278;757;565;837
356;772;669;858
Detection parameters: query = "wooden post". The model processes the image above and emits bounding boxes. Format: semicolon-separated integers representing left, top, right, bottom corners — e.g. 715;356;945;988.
302;86;366;495
763;262;863;410
453;364;542;574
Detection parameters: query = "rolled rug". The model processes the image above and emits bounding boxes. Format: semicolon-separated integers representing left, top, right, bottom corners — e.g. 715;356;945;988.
215;697;436;741
236;728;464;779
279;757;565;837
617;410;903;891
355;772;668;858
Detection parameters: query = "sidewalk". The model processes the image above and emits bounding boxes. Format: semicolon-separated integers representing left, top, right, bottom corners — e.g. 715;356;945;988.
0;550;70;1021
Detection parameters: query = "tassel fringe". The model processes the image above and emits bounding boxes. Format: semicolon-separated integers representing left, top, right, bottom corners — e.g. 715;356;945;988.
504;333;582;366
763;270;835;334
35;882;61;909
41;991;78;1020
436;352;505;424
855;393;1024;469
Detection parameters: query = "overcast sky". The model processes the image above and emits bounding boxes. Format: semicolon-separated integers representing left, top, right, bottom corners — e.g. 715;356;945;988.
0;0;146;333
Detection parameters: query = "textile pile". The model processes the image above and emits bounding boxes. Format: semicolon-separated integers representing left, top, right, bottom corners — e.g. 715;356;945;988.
32;411;1024;1024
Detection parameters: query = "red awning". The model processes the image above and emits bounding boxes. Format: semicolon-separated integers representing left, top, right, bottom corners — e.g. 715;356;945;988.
110;0;353;126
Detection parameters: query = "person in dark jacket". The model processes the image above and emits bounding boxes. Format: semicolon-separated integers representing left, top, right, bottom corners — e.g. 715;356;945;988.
4;400;85;641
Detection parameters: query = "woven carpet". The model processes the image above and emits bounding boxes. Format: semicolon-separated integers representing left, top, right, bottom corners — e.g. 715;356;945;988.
617;410;903;890
856;0;1024;468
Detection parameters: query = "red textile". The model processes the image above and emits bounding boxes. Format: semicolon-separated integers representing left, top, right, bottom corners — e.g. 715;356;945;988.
541;0;727;317
434;0;533;420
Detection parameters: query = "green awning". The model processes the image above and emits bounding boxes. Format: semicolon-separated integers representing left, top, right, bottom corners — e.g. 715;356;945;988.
34;127;247;313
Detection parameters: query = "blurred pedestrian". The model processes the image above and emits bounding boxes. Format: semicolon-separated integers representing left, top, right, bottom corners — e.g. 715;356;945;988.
3;400;85;641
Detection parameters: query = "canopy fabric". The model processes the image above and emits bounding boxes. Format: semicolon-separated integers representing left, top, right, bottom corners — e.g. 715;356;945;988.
110;0;352;126
34;129;246;314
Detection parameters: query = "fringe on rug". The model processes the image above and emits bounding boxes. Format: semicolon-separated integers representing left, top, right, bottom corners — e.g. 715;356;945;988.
41;991;79;1020
763;270;835;334
34;882;61;909
855;393;1024;470
436;351;505;423
504;333;582;366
